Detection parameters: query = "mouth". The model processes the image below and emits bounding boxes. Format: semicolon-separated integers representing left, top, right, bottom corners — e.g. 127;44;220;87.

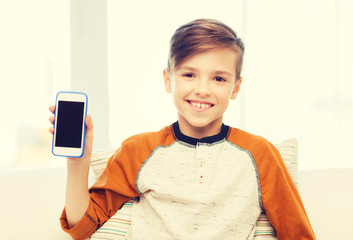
187;100;214;110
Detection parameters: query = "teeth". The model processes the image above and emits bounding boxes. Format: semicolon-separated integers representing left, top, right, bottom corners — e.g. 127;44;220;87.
191;101;211;109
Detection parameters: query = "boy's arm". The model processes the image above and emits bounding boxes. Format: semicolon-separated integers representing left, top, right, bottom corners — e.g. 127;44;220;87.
49;106;138;239
58;114;95;239
64;157;91;229
49;106;92;229
226;128;315;239
60;140;140;239
64;114;93;228
60;186;132;240
259;141;316;240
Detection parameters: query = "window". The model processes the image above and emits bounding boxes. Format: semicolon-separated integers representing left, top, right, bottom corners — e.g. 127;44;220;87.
0;0;70;168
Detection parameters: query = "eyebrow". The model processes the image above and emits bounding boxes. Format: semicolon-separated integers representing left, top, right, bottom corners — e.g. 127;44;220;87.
214;71;233;78
175;66;198;72
176;66;234;78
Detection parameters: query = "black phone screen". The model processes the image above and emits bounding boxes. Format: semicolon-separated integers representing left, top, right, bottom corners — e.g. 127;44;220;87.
55;101;84;148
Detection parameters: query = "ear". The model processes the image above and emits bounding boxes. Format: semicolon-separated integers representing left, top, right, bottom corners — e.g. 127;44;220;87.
230;77;242;100
163;68;172;93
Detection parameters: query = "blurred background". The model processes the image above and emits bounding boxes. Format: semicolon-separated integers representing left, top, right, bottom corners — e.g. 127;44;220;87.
1;0;352;170
0;1;352;239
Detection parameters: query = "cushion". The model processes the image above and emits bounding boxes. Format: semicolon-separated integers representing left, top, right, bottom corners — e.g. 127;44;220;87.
89;139;298;239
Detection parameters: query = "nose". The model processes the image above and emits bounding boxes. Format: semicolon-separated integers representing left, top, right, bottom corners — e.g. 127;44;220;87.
194;79;211;97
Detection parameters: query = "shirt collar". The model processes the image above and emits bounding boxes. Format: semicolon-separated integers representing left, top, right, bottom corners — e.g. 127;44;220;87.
171;121;229;146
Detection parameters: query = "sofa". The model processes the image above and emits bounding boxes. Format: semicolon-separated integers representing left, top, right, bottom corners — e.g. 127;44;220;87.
1;158;352;239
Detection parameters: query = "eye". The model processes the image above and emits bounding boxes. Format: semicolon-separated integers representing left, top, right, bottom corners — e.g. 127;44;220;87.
183;73;195;78
214;76;226;82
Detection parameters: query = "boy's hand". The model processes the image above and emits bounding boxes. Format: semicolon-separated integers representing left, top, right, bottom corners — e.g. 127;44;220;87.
48;105;94;167
49;105;93;228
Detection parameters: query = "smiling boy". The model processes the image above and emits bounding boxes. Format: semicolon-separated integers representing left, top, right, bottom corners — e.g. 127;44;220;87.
164;47;241;138
52;19;315;239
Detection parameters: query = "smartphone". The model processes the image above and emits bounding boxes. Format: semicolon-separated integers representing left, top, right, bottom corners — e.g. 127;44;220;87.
52;91;88;158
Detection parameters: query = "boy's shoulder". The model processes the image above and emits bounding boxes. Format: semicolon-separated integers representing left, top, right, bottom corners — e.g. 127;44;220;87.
226;126;279;158
227;126;269;146
121;124;176;149
227;126;287;172
109;125;176;165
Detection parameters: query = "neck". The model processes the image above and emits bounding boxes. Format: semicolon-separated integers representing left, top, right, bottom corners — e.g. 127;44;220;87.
177;117;223;139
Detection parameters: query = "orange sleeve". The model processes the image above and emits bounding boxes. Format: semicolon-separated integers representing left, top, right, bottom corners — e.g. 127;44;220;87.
60;201;112;240
59;145;140;240
228;128;316;240
60;126;175;240
257;140;316;239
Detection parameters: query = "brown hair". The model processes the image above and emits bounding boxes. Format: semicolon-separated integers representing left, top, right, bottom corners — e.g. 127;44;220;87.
167;18;244;80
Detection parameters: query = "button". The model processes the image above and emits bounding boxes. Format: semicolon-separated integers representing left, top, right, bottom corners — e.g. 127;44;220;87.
199;175;203;184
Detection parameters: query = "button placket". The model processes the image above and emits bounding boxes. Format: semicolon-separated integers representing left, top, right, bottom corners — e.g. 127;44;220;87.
196;142;207;186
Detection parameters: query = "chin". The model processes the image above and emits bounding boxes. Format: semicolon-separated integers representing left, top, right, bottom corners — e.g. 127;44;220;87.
187;118;218;129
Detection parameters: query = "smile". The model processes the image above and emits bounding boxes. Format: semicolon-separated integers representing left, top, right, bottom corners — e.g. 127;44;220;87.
187;100;214;110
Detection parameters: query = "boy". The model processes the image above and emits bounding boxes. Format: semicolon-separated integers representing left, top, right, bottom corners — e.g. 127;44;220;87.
49;18;315;239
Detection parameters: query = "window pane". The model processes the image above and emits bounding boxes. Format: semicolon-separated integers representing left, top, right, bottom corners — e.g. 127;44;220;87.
0;0;70;167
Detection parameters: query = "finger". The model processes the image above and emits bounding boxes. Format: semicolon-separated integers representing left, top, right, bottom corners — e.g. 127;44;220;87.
49;127;54;134
85;115;94;146
49;105;55;114
49;115;55;124
85;114;93;136
85;114;94;132
81;114;94;158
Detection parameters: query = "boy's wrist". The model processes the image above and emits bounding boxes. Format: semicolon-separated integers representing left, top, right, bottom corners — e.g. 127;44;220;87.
67;157;91;173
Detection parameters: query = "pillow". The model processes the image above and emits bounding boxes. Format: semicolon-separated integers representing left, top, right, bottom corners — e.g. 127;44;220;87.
89;139;298;240
89;199;133;240
275;138;298;184
91;150;116;180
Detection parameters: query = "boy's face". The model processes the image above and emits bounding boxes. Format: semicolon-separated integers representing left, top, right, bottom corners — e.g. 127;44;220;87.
164;48;242;138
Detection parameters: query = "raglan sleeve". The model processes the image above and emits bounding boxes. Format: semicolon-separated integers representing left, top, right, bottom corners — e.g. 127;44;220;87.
60;143;141;240
258;140;316;240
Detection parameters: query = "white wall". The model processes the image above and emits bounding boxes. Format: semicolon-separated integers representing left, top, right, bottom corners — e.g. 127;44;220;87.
241;0;353;170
